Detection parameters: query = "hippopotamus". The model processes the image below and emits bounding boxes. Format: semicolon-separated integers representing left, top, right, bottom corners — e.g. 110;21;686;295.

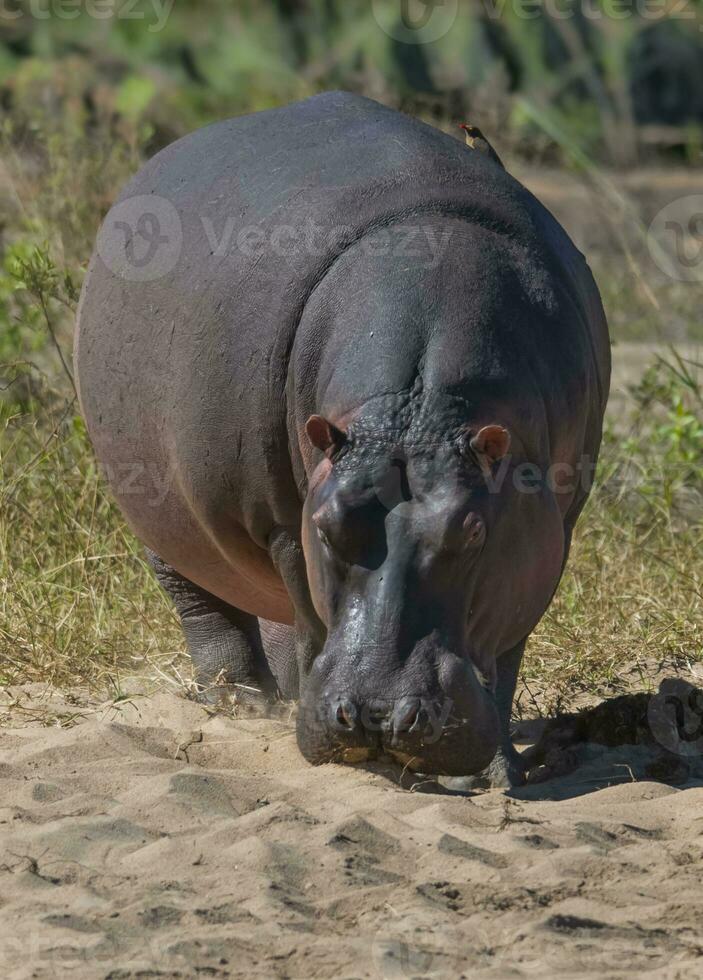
75;91;610;787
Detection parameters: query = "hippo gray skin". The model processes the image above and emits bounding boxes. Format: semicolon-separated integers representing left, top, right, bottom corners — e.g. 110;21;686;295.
75;91;610;787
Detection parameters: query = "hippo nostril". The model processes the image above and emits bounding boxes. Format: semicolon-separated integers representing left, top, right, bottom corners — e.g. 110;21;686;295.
332;701;356;731
392;698;422;734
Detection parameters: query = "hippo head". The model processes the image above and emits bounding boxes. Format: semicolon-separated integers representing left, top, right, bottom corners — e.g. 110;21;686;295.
295;406;565;776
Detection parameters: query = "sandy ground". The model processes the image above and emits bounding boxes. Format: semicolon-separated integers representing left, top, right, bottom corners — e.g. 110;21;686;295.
2;684;703;980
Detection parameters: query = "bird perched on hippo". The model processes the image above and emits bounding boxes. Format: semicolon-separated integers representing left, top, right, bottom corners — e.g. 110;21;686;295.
75;91;610;788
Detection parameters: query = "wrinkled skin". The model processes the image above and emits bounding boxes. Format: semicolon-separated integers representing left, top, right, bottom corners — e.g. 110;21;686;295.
75;92;610;782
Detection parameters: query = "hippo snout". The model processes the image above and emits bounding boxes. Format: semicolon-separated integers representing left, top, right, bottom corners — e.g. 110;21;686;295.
296;652;501;777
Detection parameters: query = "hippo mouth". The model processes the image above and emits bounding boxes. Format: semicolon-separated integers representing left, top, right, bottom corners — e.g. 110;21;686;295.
334;745;422;770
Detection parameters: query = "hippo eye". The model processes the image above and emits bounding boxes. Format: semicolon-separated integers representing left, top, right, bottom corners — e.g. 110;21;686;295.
317;527;331;550
463;513;486;547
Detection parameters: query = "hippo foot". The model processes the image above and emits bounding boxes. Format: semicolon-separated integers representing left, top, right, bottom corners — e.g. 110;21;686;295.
443;743;527;792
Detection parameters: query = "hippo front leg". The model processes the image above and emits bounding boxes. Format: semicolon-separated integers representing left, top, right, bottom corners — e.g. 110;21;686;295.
445;640;528;791
258;619;300;701
146;549;276;703
267;527;326;679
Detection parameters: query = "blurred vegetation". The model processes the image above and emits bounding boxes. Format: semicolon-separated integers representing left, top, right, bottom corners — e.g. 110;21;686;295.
0;1;701;703
1;0;702;164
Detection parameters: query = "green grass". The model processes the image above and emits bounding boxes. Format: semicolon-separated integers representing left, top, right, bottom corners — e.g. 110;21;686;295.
0;393;182;690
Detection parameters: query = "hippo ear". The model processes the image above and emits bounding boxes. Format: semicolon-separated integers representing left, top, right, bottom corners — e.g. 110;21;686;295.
305;415;347;457
469;425;511;471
